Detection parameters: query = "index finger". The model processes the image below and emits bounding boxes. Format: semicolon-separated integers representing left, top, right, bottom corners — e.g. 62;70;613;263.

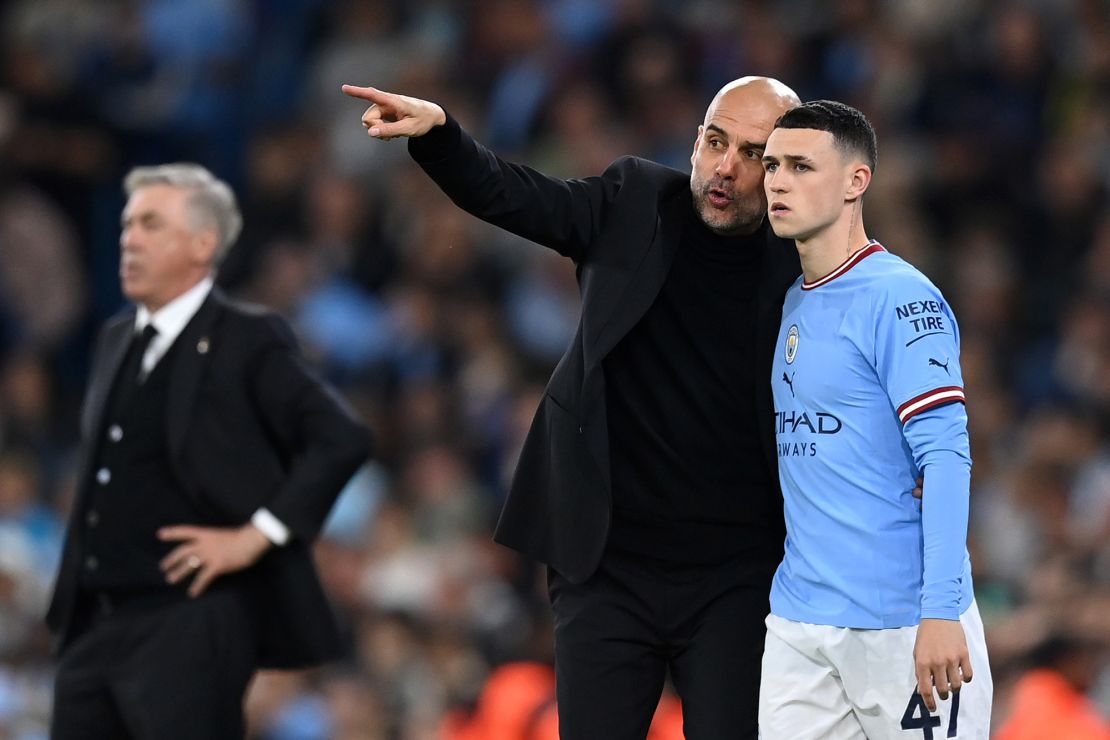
158;524;202;541
341;84;394;104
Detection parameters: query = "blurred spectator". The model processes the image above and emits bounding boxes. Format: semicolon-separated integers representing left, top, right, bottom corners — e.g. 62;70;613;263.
443;661;685;740
0;450;63;585
995;635;1110;740
0;353;61;460
309;0;415;176
0;188;86;352
85;0;251;172
1;0;119;237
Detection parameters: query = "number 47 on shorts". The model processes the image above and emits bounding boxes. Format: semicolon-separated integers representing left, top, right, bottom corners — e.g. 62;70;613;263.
901;690;959;739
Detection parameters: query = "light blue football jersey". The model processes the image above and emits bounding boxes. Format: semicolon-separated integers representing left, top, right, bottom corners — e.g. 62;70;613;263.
769;242;975;628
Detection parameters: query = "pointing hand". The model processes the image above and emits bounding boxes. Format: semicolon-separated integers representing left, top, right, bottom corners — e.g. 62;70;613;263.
341;85;447;140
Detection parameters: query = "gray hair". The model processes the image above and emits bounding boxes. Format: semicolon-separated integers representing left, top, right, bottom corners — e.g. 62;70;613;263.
123;163;242;265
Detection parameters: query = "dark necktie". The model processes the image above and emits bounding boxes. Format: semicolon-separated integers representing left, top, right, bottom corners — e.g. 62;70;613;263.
132;324;159;383
111;324;159;409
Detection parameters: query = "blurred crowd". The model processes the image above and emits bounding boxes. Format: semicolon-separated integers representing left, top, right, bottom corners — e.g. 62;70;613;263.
1;0;1108;737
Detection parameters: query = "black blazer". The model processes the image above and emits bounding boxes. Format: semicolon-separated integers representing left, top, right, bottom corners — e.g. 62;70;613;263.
410;117;801;584
46;288;372;668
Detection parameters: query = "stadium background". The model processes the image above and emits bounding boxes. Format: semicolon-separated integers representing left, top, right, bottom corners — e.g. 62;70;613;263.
0;0;1108;737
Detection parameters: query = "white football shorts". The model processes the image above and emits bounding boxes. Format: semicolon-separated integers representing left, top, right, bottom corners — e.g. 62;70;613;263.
759;602;992;739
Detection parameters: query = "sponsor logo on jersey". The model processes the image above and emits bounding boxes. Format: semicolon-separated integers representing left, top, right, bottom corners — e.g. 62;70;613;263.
775;408;843;456
782;371;796;397
929;357;950;375
896;299;951;346
774;409;842;435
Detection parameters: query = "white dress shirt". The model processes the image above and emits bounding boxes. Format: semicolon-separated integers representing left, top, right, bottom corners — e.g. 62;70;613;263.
135;275;214;377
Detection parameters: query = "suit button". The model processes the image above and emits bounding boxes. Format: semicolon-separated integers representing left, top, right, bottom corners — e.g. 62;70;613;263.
96;468;111;485
85;556;98;571
86;510;100;527
108;425;123;442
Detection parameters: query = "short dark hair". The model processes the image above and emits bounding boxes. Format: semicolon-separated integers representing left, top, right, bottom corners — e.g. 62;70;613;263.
774;100;877;170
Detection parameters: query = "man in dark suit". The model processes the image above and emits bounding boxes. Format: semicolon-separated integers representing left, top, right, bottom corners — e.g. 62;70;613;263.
46;163;372;739
342;77;801;738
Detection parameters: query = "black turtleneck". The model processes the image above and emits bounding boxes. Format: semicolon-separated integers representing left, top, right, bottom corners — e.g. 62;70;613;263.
604;206;780;566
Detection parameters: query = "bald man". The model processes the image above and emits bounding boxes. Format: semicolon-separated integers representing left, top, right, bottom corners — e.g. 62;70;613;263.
343;78;801;739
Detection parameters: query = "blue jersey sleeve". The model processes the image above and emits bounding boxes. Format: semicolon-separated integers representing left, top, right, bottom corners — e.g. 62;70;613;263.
902;404;971;620
873;272;971;620
872;274;965;423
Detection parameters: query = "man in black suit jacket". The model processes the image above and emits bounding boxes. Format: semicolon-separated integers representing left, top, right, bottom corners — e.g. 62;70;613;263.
46;163;372;739
342;77;801;739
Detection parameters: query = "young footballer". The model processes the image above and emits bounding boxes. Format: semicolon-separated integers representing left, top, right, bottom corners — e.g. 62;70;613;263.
758;100;993;739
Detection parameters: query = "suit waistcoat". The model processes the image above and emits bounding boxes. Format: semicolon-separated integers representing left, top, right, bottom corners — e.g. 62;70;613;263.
79;335;202;594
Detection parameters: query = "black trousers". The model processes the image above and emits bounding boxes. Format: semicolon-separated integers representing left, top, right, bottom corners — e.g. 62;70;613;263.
51;588;256;740
548;549;777;740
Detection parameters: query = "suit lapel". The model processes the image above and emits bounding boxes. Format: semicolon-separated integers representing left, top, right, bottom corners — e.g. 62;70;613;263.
585;188;688;371
56;313;134;624
166;290;223;461
576;189;687;485
81;316;136;446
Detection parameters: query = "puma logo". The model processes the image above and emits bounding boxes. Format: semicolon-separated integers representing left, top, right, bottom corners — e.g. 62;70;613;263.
782;371;796;397
929;357;950;375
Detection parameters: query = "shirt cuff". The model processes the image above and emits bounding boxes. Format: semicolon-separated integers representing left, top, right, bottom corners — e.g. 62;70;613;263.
251;508;291;546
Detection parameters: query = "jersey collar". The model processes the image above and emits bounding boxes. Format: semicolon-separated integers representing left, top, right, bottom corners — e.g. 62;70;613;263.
801;241;885;291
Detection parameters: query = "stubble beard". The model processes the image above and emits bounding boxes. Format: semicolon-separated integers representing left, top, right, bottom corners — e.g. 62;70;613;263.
690;175;766;237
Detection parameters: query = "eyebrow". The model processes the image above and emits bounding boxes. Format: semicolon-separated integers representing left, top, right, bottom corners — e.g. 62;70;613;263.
705;125;766;150
121;210;159;227
761;153;815;165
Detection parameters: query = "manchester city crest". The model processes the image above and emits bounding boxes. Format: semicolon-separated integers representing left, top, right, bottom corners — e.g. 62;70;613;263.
785;325;799;364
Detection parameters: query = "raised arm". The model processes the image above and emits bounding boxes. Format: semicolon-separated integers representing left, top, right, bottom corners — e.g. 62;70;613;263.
342;84;626;264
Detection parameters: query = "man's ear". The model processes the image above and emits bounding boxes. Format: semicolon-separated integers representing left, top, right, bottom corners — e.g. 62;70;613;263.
191;227;220;266
690;125;704;168
846;163;872;202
